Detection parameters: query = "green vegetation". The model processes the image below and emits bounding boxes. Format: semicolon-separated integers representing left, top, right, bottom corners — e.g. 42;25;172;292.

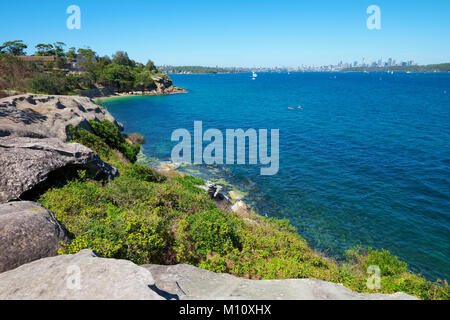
69;120;141;163
0;40;170;96
342;63;450;73
0;40;28;56
38;122;449;300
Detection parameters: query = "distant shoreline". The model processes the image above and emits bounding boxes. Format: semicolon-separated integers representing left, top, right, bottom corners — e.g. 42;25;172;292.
94;87;188;103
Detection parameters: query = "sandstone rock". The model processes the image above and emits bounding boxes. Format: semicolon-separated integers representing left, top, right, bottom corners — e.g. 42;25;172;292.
0;201;70;273
231;200;252;217
0;137;118;203
143;264;419;300
0;250;164;300
0;94;122;141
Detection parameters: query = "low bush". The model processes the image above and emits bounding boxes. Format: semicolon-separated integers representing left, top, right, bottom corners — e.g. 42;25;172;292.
29;72;67;95
89;120;141;163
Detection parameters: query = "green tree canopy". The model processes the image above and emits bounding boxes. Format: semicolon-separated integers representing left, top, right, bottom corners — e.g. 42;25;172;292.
145;60;158;72
0;40;28;56
101;64;134;91
112;51;134;67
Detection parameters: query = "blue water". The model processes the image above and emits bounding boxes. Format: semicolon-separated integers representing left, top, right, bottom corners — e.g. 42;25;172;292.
104;72;450;281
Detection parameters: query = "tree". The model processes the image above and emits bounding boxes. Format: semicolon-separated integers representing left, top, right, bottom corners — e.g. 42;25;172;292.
133;70;155;91
112;51;134;67
29;72;67;95
101;64;133;92
53;42;66;57
66;47;77;61
77;48;96;58
145;59;158;73
35;43;54;56
0;40;28;56
77;48;98;80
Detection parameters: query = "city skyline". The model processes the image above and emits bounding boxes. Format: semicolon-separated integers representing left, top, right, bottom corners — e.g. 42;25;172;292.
160;57;418;72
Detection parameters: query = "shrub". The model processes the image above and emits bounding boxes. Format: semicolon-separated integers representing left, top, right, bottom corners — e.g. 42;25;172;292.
29;72;67;95
89;119;140;163
187;209;241;259
127;133;146;145
68;126;112;160
123;163;167;183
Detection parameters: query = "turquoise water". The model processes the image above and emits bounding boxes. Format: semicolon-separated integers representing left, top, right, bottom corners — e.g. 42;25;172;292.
103;72;450;281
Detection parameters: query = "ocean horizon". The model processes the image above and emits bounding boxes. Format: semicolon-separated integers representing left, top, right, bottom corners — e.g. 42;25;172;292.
103;71;450;282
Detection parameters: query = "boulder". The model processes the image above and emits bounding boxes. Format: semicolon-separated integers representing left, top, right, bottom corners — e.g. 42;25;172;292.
199;181;233;212
0;250;164;300
0;201;70;273
231;200;252;217
143;264;419;300
0;94;122;141
0;136;118;203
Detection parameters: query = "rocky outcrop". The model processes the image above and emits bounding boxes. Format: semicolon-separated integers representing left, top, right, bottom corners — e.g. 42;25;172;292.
0;94;122;141
143;264;419;300
0;201;70;273
0;136;118;203
0;252;418;300
0;250;164;300
76;77;187;98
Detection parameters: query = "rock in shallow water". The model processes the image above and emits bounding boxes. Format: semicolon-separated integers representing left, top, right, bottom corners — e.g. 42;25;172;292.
143;264;419;300
0;201;70;273
0;136;118;203
0;250;164;300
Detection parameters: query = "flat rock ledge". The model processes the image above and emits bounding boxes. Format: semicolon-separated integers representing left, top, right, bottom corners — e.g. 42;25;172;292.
143;264;419;300
0;94;122;141
0;253;418;300
0;201;70;273
0;136;118;203
0;250;163;300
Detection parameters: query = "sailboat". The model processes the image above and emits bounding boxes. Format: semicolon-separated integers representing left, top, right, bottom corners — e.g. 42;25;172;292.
252;72;258;80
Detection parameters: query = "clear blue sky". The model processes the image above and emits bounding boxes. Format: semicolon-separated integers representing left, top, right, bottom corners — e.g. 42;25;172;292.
1;0;449;67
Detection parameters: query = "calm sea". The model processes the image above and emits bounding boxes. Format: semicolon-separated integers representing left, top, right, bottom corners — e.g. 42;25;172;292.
103;72;450;281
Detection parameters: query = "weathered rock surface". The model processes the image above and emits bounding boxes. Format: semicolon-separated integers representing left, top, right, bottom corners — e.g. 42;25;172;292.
0;201;70;273
0;94;122;141
0;250;164;300
144;264;419;300
0;136;118;203
231;200;252;217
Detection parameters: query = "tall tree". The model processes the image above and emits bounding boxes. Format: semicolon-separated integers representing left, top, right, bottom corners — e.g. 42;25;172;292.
145;59;158;73
112;51;134;67
53;42;66;57
0;40;28;56
35;43;54;56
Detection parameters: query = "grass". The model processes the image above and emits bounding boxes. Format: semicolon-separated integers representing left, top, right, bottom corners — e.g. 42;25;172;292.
38;123;449;300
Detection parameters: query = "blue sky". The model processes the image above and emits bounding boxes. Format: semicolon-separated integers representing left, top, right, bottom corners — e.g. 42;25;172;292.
1;0;449;67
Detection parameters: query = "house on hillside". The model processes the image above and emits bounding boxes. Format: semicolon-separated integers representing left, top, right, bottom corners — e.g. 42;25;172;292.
17;56;56;63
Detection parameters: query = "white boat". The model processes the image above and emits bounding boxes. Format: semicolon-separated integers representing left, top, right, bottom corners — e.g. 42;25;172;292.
252;72;258;78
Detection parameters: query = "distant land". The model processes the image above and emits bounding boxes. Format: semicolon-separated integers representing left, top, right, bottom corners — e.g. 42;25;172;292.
341;63;450;73
159;66;244;74
159;63;450;74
